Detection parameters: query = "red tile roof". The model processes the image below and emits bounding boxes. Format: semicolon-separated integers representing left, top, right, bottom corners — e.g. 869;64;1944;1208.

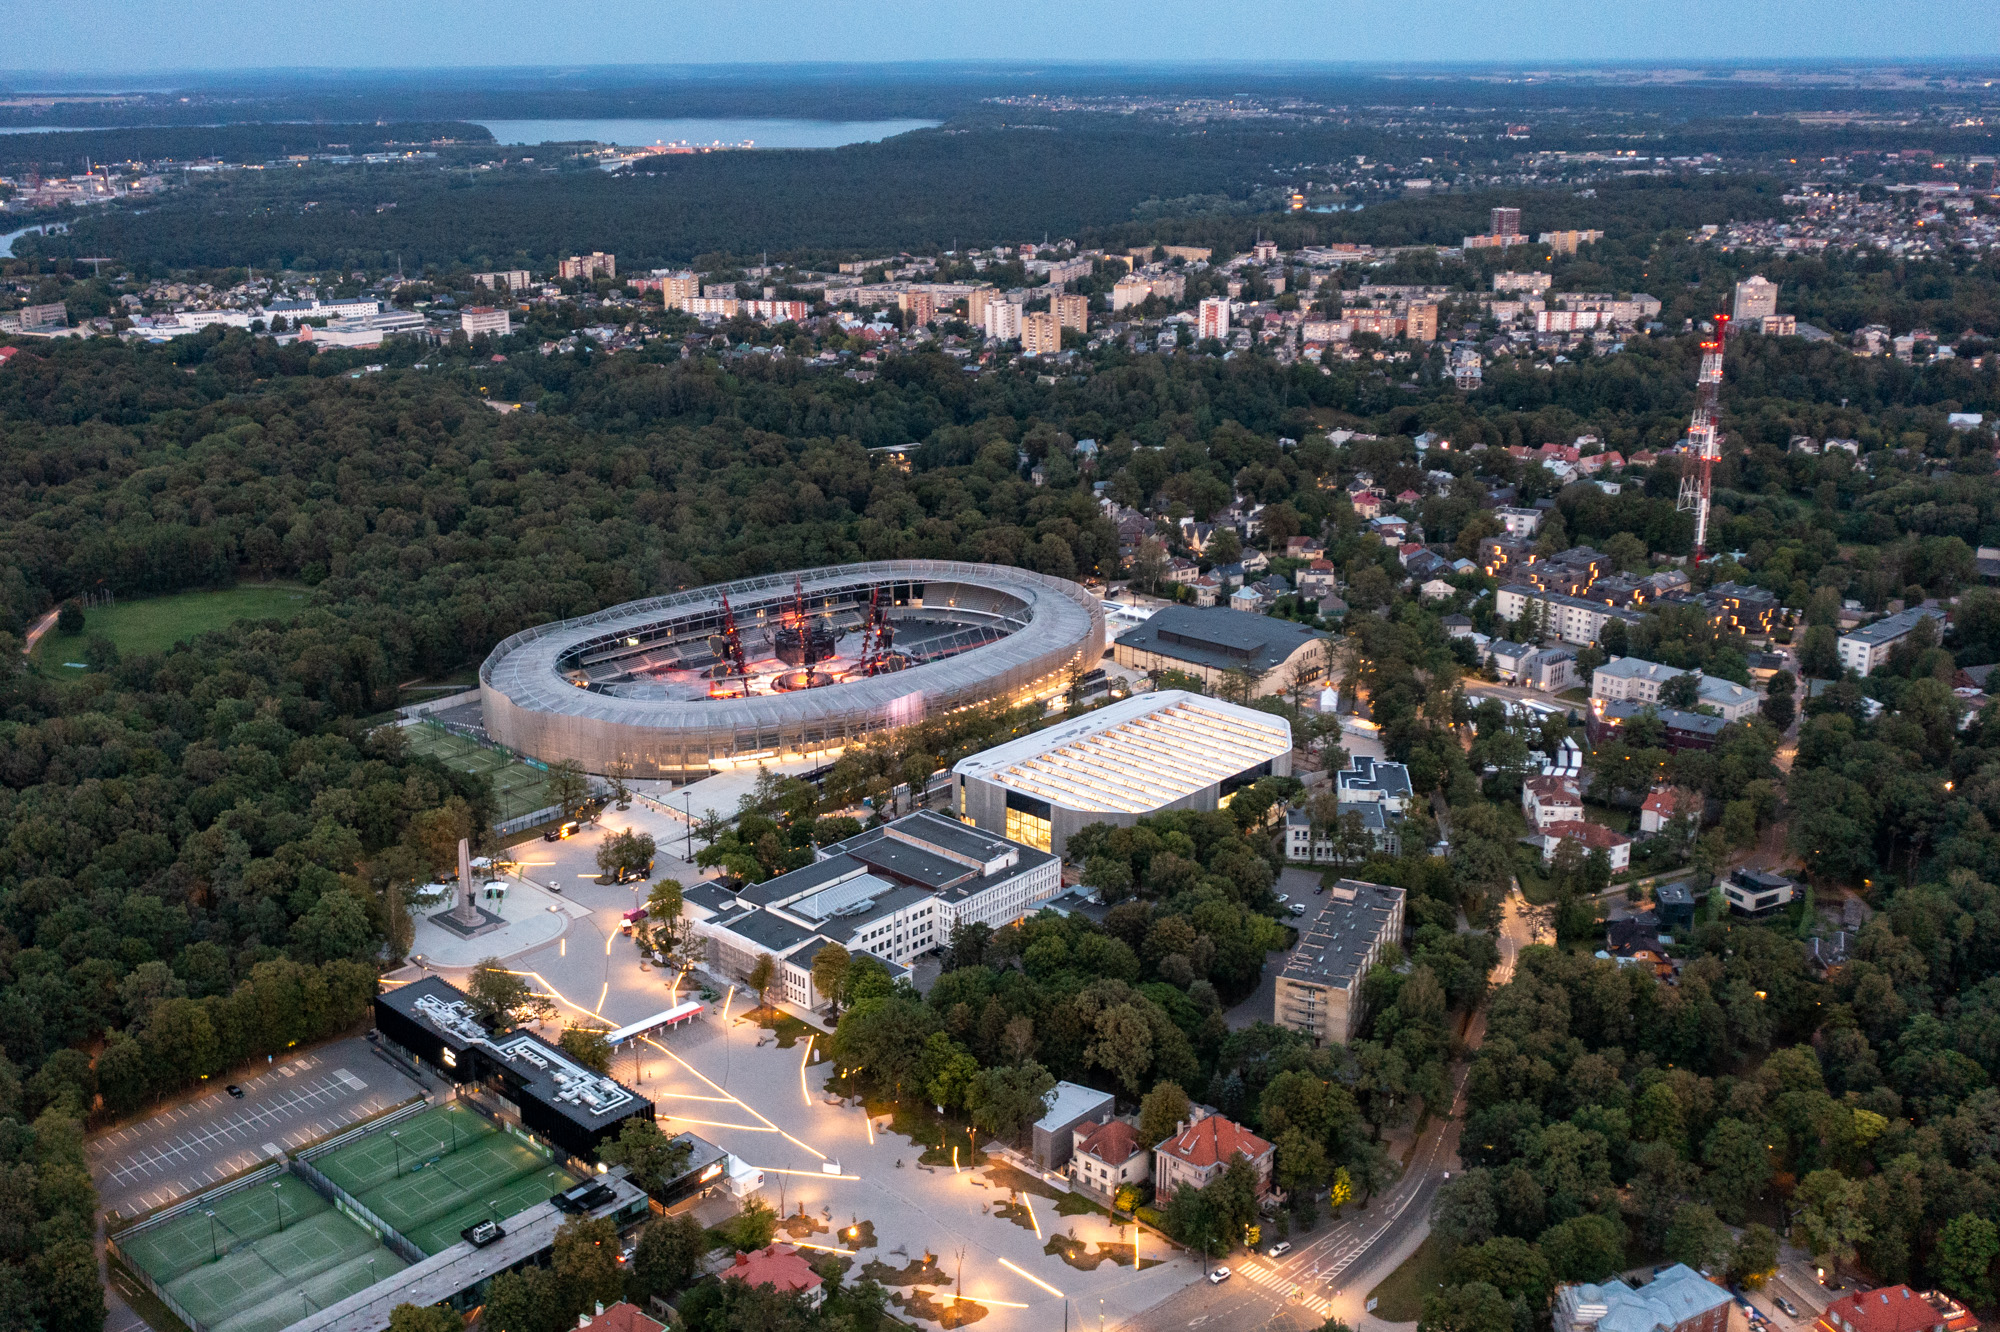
727;1243;823;1295
1076;1118;1141;1166
1817;1287;1950;1332
1524;775;1581;802
1641;787;1690;818
583;1303;667;1332
1159;1114;1273;1169
1543;819;1633;851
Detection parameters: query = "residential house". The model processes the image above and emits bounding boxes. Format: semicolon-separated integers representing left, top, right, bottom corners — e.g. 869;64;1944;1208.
1522;775;1584;829
1638;787;1694;834
1441;614;1474;639
1285;802;1400;863
1154;1113;1276;1200
1602;918;1676;979
1032;1082;1117;1170
725;1246;826;1307
1421;578;1456;601
1539;820;1633;872
1296;560;1339;600
1724;868;1796;917
1814;1286;1975;1332
1069;1117;1149;1204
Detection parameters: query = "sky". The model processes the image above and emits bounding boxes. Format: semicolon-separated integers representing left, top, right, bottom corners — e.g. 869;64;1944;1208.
2;0;1997;74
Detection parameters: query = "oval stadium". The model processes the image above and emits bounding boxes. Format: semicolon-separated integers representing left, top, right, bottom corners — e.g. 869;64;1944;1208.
479;560;1108;778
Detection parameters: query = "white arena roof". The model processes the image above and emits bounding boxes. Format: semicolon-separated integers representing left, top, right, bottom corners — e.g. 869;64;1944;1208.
953;689;1293;815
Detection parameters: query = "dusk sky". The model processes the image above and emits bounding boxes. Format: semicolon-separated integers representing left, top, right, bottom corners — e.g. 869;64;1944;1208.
4;0;1998;75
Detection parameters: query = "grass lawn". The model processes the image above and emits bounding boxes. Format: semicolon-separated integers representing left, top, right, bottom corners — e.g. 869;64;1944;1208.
37;585;310;672
1516;848;1555;904
1588;804;1635;834
1368;1233;1450;1322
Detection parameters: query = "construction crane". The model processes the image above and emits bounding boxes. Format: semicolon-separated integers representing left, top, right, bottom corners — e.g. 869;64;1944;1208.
706;593;749;689
1676;314;1730;565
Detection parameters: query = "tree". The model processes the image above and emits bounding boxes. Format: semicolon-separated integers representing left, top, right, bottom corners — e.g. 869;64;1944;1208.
550;1215;624;1316
1661;671;1702;710
966;1060;1056;1140
1730;1223;1780;1290
1799;625;1839;679
387;1306;461;1332
1139;1080;1192;1148
1450;1236;1552;1306
1935;1213;1999;1307
468;958;554;1029
1538;1214;1625;1283
1791;1169;1871;1272
595;829;656;882
747;953;777;1009
604;759;632;806
55;600;84;635
598;1117;696;1194
1665;1204;1733;1273
558;1026;612;1074
546;759;590;819
1420;1281;1514;1332
631;1211;708;1301
811;943;851;1016
1275;1128;1329;1202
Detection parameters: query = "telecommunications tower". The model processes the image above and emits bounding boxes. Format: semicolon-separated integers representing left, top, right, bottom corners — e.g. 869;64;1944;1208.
1676;314;1729;565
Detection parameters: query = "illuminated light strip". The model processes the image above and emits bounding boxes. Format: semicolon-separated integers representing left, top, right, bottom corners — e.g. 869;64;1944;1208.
998;1258;1064;1299
791;1241;857;1255
799;1034;816;1106
657;1117;777;1132
863;1109;874;1145
752;1166;860;1180
597;983;609;1013
1022;1193;1041;1239
650;1093;737;1103
604;932;615;955
641;1035;827;1160
721;986;735;1023
934;1292;1031;1310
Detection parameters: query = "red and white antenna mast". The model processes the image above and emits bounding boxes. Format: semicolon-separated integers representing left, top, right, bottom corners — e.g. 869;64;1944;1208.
1676;314;1729;565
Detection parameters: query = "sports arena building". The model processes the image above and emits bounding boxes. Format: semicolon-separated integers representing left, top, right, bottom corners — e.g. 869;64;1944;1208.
480;560;1107;778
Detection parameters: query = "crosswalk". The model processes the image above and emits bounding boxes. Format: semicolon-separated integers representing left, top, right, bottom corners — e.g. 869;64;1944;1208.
1234;1259;1337;1318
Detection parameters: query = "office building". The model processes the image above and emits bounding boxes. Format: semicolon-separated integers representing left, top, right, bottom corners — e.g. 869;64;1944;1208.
1197;297;1230;342
984;299;1023;342
1406;301;1438;342
1273;878;1406;1044
558;252;616;281
952;689;1292;857
460;306;512;338
1111;606;1328;697
684;811;1060;1006
1022;310;1062;356
1491;206;1522;237
1052;292;1090;333
1838;605;1947;677
1732;276;1778;323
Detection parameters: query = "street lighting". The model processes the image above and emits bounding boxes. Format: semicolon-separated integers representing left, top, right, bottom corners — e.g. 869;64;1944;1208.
272;1182;286;1233
391;1131;404;1177
205;1209;220;1262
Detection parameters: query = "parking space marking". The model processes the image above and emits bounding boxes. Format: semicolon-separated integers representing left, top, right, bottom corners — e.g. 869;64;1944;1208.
94;1072;379;1189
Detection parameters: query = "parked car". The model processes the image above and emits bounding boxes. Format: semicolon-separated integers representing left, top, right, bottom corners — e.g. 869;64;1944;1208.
1775;1299;1801;1319
544;820;582;842
1291;903;1307;915
1208;1267;1231;1285
225;1084;245;1099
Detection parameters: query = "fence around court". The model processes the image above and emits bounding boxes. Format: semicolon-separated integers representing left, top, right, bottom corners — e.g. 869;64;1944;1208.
110;1162;292;1332
292;1099;438;1265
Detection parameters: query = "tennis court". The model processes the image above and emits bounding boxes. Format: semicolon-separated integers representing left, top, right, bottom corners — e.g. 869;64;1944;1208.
403;723;553;822
119;1174;407;1332
315;1101;579;1255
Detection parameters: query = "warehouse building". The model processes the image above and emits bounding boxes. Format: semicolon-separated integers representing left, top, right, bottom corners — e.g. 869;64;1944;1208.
1272;878;1406;1045
1110;606;1328;696
951;689;1293;856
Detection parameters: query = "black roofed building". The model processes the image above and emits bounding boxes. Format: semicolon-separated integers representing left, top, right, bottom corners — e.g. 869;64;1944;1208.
1110;605;1328;696
1273;878;1406;1045
373;976;654;1162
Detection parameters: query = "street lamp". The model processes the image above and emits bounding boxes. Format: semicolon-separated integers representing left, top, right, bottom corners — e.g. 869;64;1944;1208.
205;1209;220;1262
391;1131;404;1177
272;1182;286;1233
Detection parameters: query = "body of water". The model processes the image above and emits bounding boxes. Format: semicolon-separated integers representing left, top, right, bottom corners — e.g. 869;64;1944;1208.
473;118;939;149
0;223;65;257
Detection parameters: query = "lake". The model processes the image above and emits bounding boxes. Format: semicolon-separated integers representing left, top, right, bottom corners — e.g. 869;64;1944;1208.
472;118;939;149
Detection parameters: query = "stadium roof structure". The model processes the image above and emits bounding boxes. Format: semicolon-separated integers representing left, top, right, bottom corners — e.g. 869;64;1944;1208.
480;560;1106;777
952;689;1292;816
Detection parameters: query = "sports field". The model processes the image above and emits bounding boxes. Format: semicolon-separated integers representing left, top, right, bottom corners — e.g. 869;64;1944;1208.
37;585;311;673
119;1173;404;1332
314;1102;577;1255
402;723;555;823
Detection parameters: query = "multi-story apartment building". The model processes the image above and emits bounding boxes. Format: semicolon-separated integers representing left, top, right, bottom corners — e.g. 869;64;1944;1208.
1406;302;1438;342
984;300;1023;343
1838;605;1947;676
1732;275;1779;323
557;252;616;281
1021;310;1062;357
1273;878;1406;1045
1051;292;1089;333
1196;297;1231;342
459;306;512;338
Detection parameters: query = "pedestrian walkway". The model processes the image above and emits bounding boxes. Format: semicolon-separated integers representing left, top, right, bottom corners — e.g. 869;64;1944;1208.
1234;1256;1339;1319
408;875;572;967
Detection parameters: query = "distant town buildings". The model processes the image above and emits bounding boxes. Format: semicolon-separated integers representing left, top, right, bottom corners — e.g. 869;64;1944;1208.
460;306;512;338
1197;297;1231;342
557;252;617;281
1021;310;1061;357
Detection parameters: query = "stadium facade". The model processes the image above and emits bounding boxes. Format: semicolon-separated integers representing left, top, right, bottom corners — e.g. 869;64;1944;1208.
480;560;1107;778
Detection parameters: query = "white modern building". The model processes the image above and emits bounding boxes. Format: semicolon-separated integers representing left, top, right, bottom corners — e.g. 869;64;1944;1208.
952;690;1292;856
683;811;1060;1008
1838;606;1947;677
461;306;513;337
1496;584;1644;647
1592;657;1762;722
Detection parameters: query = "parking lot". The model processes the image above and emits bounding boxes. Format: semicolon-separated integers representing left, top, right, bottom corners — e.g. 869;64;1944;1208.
89;1037;427;1216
